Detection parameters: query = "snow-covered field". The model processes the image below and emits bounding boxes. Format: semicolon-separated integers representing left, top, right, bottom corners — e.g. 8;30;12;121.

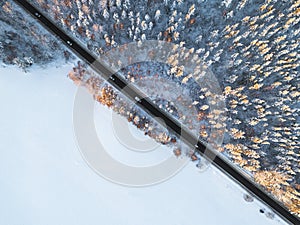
0;64;286;225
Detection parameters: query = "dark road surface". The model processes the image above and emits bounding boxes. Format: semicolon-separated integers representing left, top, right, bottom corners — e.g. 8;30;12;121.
12;0;299;224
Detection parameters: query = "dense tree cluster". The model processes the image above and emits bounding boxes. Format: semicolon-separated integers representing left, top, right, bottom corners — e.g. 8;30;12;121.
1;0;299;216
0;1;73;70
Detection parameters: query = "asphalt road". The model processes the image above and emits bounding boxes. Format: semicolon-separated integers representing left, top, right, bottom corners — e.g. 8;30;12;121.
12;0;299;224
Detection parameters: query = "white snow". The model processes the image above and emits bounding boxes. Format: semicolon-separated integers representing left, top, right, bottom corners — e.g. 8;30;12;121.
0;64;287;225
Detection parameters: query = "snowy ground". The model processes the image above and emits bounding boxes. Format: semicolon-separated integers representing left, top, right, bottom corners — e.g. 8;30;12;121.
0;64;287;225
